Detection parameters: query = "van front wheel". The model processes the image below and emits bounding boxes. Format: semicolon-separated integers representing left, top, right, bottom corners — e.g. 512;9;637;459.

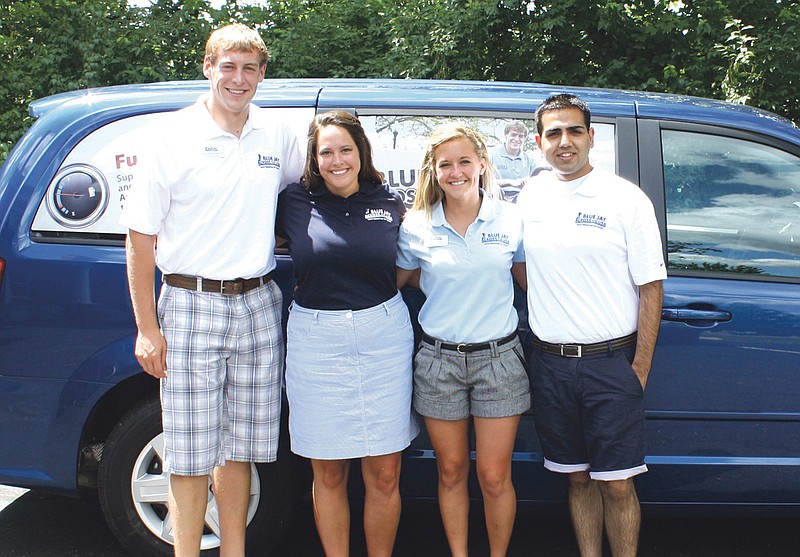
97;396;299;556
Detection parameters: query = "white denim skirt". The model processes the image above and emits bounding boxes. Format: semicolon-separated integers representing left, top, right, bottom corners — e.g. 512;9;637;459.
285;291;419;459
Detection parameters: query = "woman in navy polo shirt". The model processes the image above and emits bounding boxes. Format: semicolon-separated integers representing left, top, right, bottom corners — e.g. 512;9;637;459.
277;111;418;557
397;123;530;557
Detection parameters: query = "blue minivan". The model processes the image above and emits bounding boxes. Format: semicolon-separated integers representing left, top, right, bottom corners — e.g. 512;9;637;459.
1;79;798;556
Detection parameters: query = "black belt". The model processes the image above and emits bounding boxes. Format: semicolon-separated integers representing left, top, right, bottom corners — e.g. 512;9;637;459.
531;332;637;358
421;331;518;354
164;273;272;295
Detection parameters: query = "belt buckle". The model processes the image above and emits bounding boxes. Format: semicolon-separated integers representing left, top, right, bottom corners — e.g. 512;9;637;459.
457;343;468;354
222;279;244;295
560;344;582;358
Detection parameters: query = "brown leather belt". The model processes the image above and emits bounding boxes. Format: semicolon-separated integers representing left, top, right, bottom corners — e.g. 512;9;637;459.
422;331;518;354
531;331;637;358
164;273;272;295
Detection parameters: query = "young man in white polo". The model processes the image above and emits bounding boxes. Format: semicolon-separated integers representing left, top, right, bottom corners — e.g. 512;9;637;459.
121;24;304;557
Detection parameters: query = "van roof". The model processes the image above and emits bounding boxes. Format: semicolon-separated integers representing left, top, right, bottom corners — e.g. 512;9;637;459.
28;78;799;144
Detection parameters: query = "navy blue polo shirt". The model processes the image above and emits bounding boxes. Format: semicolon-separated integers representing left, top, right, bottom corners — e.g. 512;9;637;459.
277;180;405;310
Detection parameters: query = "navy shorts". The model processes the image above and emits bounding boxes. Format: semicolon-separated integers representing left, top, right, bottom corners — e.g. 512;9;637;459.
530;343;647;481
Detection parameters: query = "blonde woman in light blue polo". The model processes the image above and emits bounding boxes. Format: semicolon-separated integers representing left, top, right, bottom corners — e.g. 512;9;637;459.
397;122;530;557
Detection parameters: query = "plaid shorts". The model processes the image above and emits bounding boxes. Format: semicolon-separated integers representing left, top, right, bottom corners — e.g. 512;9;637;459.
157;280;284;476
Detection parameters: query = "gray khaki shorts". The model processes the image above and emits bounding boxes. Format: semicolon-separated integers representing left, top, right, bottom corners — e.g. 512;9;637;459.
413;334;531;420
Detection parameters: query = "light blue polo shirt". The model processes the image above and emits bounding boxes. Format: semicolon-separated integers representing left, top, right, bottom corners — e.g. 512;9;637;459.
397;194;524;343
491;144;537;181
491;144;539;203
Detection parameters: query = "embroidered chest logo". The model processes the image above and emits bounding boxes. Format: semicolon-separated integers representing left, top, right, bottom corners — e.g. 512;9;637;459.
257;154;281;170
364;208;393;223
481;232;510;247
575;212;607;229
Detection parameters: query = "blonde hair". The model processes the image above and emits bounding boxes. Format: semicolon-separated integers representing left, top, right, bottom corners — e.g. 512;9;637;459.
412;122;495;217
205;23;269;67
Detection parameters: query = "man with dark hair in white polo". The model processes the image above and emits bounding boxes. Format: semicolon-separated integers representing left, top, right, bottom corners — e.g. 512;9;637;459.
518;93;665;557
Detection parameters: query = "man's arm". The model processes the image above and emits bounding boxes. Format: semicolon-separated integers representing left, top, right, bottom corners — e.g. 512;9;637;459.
632;279;663;390
126;230;167;378
396;267;420;289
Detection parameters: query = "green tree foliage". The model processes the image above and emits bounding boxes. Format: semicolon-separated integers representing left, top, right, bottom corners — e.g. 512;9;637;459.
262;0;391;77
258;0;800;122
1;0;799;166
0;0;130;159
120;0;215;82
0;0;214;161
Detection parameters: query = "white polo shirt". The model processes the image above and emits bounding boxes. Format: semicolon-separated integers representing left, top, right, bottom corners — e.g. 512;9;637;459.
517;168;666;344
397;194;524;343
120;97;304;280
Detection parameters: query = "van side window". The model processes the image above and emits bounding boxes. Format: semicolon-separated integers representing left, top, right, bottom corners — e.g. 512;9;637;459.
30;107;314;244
663;130;800;279
359;115;615;207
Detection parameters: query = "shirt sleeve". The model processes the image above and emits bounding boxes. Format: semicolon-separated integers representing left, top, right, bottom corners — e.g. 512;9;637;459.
118;127;169;235
396;218;420;270
513;236;526;263
627;188;667;285
279;125;305;192
496;199;526;263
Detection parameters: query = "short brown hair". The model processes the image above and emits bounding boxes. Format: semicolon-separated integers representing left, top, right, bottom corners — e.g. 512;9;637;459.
205;23;269;67
504;121;528;136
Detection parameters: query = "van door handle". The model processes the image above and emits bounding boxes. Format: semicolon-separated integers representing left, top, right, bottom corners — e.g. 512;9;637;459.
661;307;732;323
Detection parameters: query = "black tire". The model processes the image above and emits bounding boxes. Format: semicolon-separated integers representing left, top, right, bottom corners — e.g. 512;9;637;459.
97;396;303;556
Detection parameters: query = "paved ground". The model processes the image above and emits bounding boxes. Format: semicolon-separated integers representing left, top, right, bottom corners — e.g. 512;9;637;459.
2;484;799;556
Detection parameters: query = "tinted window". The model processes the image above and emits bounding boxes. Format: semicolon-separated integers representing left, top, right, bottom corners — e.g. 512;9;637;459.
663;130;800;279
359;115;616;207
30;107;314;241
